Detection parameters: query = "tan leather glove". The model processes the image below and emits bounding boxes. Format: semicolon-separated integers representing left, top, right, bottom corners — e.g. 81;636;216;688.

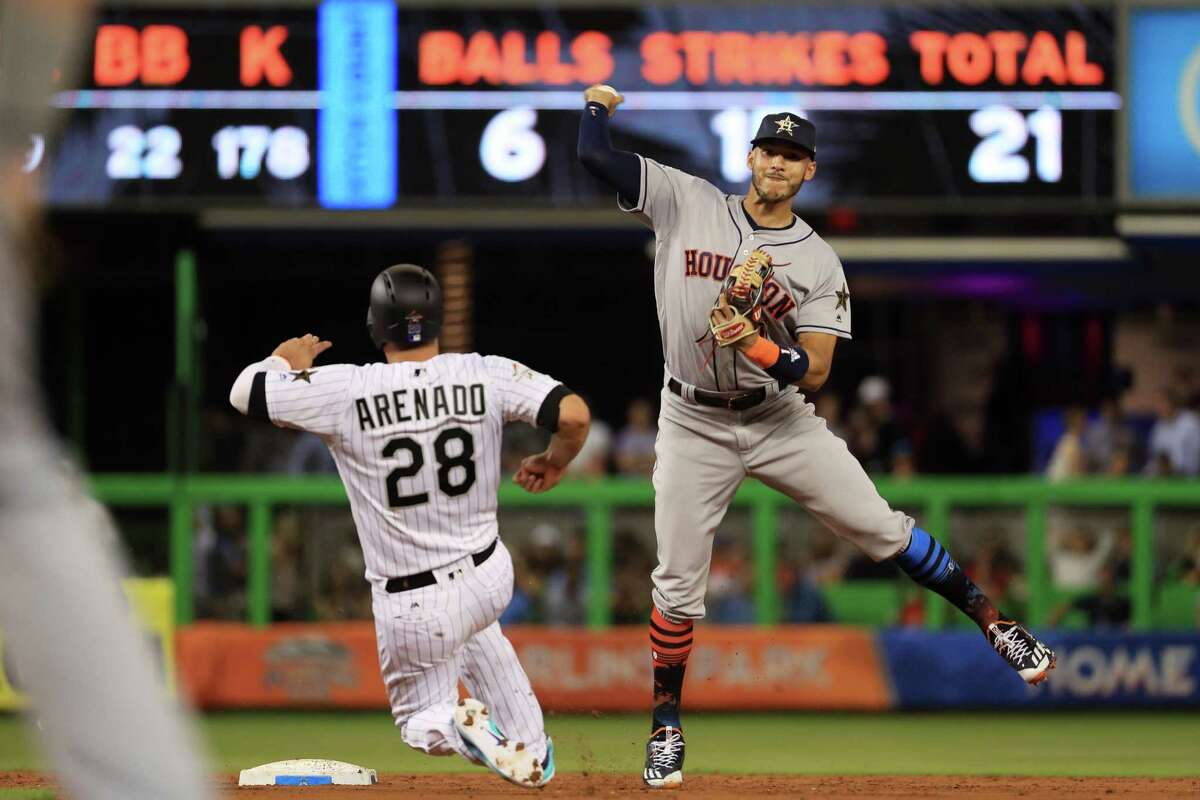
709;292;759;348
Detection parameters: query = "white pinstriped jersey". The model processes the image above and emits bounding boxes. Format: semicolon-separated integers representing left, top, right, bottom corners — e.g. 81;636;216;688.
620;154;852;393
261;353;560;583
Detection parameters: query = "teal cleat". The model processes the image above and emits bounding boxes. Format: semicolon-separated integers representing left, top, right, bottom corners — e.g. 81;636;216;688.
453;698;551;788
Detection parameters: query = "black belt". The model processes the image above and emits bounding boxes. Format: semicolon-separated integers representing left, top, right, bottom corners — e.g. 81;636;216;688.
668;378;767;411
385;539;498;593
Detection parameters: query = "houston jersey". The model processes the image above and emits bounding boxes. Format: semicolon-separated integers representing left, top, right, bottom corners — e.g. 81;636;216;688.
621;154;852;392
258;353;560;583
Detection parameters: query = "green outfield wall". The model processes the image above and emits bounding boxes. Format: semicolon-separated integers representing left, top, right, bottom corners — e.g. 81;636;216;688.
87;475;1200;630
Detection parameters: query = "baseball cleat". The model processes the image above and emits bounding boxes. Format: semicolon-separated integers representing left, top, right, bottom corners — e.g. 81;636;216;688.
987;620;1056;685
643;725;685;788
532;736;556;787
453;698;551;788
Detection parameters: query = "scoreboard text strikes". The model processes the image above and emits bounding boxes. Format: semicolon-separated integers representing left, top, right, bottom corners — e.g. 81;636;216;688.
44;3;1118;210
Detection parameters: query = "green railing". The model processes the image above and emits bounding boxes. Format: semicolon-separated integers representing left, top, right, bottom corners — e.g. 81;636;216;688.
88;475;1200;630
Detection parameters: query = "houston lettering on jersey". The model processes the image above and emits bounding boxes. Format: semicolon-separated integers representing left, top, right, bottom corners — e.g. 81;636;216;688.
683;248;797;319
355;383;486;431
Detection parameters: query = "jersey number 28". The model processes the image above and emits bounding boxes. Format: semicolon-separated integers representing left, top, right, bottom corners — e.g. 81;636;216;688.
382;428;476;508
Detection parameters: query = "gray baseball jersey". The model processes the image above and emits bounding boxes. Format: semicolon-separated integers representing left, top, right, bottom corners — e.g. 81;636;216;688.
0;4;213;797
621;154;852;393
617;156;911;620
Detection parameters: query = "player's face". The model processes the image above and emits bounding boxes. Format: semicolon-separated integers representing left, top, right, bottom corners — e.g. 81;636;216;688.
747;143;816;203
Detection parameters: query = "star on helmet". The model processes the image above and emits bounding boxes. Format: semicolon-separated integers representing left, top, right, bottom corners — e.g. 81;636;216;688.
775;116;798;136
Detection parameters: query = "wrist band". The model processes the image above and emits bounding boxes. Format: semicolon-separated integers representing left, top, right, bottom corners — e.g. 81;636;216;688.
743;337;780;368
743;337;810;384
766;346;810;384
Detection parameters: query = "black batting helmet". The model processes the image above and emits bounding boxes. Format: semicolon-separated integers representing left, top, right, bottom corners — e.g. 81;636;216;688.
366;264;443;349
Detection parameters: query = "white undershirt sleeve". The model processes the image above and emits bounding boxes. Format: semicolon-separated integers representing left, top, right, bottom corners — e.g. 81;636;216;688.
229;354;292;415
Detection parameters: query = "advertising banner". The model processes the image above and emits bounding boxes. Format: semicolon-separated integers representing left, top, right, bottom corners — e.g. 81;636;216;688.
175;623;889;710
174;624;1200;710
881;630;1200;709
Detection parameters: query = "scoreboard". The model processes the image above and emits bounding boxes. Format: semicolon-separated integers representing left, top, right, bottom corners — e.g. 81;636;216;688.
38;2;1118;212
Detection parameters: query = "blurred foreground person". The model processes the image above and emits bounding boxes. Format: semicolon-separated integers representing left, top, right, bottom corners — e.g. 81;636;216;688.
0;3;213;798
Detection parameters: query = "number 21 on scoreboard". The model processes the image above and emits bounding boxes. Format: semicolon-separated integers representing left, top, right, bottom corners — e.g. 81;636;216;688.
969;105;1061;184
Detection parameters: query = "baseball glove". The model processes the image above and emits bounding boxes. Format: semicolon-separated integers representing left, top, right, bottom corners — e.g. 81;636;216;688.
709;250;774;347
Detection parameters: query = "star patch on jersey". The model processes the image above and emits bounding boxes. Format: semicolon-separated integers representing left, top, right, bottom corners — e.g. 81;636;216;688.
775;115;798;136
289;369;317;383
835;284;850;311
511;363;534;382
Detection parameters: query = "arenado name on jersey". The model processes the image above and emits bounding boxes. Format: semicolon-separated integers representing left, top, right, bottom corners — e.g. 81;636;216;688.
355;383;487;431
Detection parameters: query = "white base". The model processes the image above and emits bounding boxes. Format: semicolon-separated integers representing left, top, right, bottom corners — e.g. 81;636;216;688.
238;759;378;787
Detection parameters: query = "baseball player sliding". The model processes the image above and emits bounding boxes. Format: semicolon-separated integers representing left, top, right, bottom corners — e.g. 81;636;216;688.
577;85;1055;788
230;264;590;788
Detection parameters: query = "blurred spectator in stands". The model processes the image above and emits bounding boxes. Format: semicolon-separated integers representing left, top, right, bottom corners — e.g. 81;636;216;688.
897;586;925;627
286;431;337;475
1173;529;1200;586
239;423;295;473
777;537;833;623
202;408;248;472
501;423;548;475
707;537;755;623
919;404;990;474
1049;525;1115;591
500;547;535;625
610;528;654;624
1144;387;1200;476
1111;529;1133;581
565;404;612;478
1174;362;1200;411
1104;444;1135;477
614;397;658;477
1082;396;1137;475
965;533;1022;609
805;529;850;586
195;504;247;619
813;390;848;442
1048;562;1130;629
848;375;905;474
1046;405;1087;481
271;509;306;621
525;523;586;625
891;438;917;478
313;545;371;620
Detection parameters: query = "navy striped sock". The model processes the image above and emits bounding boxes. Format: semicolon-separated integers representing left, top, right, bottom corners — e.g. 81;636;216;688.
894;527;956;586
892;527;996;628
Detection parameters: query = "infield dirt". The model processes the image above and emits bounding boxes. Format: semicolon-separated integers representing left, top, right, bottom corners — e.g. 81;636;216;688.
4;771;1200;798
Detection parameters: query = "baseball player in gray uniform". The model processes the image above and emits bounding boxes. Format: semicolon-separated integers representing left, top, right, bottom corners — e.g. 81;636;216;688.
229;264;590;788
577;84;1056;788
0;3;215;798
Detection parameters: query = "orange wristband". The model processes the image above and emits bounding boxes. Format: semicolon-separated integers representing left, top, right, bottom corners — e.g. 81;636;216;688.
743;336;780;369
